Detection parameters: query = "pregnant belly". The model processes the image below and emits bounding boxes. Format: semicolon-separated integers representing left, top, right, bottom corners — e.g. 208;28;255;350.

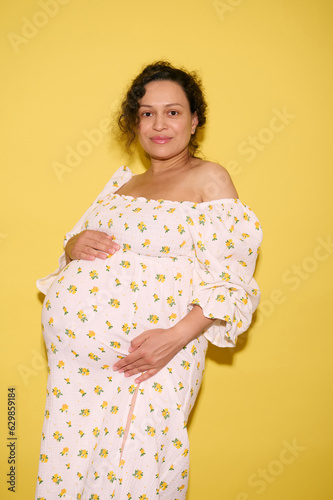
40;254;207;412
41;252;193;358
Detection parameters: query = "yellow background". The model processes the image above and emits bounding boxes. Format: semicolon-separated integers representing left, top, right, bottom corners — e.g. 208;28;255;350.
1;0;332;498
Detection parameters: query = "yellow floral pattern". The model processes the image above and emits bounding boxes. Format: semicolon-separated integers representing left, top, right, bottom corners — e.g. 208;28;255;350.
35;165;262;499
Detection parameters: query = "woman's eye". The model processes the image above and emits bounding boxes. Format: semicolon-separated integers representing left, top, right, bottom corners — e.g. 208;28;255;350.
142;112;152;117
169;110;178;116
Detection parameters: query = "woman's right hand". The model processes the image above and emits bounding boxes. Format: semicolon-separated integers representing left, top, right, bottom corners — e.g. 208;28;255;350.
65;230;120;263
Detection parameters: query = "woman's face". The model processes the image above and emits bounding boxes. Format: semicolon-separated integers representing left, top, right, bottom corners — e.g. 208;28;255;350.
136;80;198;160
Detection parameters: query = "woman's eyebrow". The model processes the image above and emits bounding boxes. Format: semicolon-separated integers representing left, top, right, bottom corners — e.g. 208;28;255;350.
138;103;184;108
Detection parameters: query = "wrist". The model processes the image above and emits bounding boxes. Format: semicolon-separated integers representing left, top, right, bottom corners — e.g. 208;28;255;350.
169;324;196;350
64;245;72;264
170;305;215;347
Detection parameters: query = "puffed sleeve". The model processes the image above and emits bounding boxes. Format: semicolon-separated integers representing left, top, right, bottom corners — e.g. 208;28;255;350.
36;166;131;295
186;199;263;348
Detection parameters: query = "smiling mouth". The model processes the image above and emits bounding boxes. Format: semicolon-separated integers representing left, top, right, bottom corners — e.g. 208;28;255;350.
150;136;172;144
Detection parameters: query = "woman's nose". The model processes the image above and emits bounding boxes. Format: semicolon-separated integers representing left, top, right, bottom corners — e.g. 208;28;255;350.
153;113;167;131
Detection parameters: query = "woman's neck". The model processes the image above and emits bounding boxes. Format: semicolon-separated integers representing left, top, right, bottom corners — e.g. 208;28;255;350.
146;148;194;177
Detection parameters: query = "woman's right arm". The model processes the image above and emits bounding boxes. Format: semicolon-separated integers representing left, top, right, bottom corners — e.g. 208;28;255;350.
65;230;120;264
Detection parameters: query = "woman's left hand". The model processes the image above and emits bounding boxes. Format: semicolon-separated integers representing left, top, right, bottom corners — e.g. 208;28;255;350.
112;327;184;384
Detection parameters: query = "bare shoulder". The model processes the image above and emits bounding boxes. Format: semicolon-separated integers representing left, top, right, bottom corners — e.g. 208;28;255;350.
194;161;238;201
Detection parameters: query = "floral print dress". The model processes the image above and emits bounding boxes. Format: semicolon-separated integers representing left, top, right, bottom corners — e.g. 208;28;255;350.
35;165;262;500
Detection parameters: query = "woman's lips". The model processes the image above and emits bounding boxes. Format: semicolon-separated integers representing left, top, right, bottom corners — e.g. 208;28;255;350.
150;136;172;144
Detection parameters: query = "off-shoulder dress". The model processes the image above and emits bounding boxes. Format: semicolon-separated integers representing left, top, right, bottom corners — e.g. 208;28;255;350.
35;165;262;500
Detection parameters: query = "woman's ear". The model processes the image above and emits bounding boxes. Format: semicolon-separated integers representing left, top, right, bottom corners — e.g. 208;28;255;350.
191;111;199;133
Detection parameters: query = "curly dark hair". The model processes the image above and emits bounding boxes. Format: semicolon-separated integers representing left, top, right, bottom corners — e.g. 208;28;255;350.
117;60;207;157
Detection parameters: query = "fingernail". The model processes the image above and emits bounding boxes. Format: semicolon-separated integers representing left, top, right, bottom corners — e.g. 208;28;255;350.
110;249;115;254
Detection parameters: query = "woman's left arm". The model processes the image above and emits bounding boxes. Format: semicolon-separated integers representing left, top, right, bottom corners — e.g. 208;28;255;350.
112;305;214;384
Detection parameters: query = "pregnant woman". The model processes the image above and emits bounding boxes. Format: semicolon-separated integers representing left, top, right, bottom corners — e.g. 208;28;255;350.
35;61;262;499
